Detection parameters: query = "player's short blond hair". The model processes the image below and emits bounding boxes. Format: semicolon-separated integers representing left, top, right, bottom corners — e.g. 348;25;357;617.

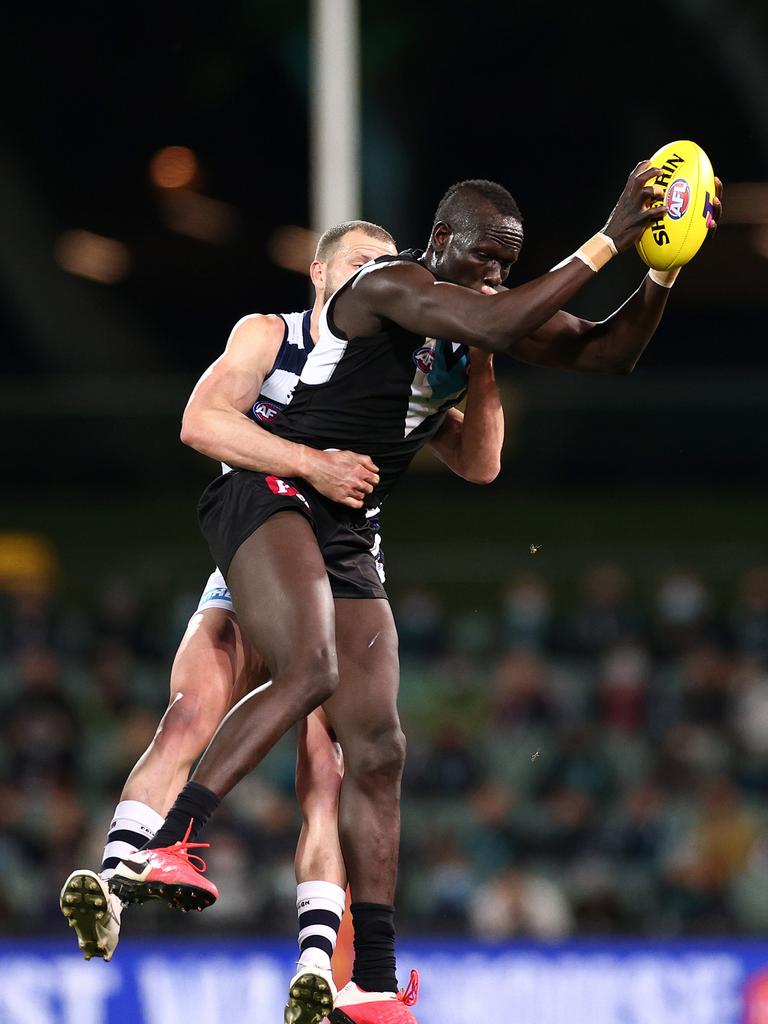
315;220;396;262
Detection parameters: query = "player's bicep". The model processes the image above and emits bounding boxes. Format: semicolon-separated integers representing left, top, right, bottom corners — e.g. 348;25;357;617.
354;264;492;346
511;309;597;369
186;315;285;415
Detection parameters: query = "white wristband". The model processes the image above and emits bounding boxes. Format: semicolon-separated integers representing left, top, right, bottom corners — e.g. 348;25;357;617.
648;267;681;288
573;232;618;272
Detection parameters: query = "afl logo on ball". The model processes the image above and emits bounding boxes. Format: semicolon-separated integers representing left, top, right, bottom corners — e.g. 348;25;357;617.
666;179;691;220
252;399;282;423
413;346;435;373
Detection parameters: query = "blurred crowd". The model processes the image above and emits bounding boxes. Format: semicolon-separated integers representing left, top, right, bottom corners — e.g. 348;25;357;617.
3;548;768;942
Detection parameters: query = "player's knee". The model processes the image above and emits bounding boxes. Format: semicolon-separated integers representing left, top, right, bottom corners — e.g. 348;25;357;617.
285;650;339;714
303;664;339;711
348;725;406;786
296;747;343;810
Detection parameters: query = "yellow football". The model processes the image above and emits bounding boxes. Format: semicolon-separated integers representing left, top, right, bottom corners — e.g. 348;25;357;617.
635;139;716;271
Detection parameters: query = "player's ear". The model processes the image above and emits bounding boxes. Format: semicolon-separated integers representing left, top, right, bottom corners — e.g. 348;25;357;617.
431;221;452;253
309;259;325;290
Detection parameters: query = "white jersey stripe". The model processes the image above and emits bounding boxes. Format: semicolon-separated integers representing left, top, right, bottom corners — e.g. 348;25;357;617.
303;260;387;386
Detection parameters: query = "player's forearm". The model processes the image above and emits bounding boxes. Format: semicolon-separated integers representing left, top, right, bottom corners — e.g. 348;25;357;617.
180;406;312;477
569;274;672;374
457;356;504;482
431;358;503;483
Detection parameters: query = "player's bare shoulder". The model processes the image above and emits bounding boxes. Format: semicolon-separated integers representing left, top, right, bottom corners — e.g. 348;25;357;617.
225;312;286;356
350;255;431;296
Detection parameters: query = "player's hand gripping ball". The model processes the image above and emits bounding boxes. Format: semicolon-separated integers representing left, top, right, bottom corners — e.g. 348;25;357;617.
635;140;717;271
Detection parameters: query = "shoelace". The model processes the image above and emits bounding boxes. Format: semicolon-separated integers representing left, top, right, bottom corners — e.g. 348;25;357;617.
152;819;211;874
397;970;419;1007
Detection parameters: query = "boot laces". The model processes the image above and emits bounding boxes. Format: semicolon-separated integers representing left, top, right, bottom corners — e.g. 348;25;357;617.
398;969;419;1006
152;819;210;873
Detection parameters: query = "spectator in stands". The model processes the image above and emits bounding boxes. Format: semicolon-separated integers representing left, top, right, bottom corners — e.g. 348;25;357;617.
565;563;641;656
469;866;573;939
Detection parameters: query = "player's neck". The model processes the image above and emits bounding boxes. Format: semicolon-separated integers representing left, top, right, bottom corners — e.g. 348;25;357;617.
309;299;323;342
420;248;440;276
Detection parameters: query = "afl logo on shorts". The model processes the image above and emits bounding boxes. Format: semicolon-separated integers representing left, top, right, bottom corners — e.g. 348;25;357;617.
666;179;691;220
252;399;282;423
413;346;435;373
266;475;310;508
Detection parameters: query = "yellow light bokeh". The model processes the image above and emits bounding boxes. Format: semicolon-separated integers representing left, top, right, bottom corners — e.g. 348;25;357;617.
54;229;131;284
149;145;199;189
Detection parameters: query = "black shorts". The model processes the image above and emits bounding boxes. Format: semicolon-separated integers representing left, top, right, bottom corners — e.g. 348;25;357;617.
198;470;387;600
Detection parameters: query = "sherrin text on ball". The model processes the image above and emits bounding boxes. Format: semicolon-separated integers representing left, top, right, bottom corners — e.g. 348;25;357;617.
635;140;716;271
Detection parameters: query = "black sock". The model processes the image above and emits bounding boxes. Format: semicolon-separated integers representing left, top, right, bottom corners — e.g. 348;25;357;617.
142;781;220;850
350;902;398;994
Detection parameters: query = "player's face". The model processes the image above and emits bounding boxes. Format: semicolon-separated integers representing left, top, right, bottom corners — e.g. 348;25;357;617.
436;215;523;294
322;229;398;300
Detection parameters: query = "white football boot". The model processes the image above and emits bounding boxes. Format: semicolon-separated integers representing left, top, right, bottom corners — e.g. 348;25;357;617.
60;869;123;961
285;949;338;1024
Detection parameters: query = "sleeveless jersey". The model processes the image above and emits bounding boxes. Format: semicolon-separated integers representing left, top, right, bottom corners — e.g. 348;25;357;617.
267;251;469;508
221;309;313;473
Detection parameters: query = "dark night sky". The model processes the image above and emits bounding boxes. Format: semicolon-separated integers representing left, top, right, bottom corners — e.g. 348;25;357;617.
3;1;767;375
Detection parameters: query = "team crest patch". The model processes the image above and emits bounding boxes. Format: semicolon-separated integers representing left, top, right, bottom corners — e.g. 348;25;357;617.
265;475;310;508
413;346;435;373
252;399;282;423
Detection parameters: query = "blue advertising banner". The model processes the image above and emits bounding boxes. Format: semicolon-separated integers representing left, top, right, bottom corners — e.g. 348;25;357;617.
3;937;768;1024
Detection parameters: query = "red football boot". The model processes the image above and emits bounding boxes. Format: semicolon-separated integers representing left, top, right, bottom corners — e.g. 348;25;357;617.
108;821;218;912
329;970;419;1024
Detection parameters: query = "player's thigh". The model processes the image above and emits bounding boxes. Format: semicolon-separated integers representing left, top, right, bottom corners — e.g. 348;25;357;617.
169;606;242;723
225;510;337;679
323;598;400;741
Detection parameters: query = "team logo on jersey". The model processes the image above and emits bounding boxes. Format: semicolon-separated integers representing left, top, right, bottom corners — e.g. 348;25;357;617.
666;178;691;220
252;399;283;423
265;475;310;508
413;346;435;373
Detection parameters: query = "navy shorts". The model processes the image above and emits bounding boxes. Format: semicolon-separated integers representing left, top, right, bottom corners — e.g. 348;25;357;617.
198;469;387;600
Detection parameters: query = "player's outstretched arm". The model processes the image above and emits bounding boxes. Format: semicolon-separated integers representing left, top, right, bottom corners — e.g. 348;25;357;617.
181;315;379;508
508;176;723;374
428;349;503;483
340;161;668;354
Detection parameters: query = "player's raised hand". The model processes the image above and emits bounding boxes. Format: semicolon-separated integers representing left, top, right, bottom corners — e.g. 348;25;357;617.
601;160;671;252
303;448;380;508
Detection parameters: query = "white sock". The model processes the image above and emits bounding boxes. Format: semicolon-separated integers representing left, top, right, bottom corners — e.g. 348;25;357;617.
297;880;346;966
100;799;165;879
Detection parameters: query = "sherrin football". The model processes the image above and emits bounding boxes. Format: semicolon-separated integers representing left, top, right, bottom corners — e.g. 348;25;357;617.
635;140;716;271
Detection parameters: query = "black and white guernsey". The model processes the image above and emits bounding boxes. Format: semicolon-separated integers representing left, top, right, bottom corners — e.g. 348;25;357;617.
221;308;313;473
268;251;470;507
